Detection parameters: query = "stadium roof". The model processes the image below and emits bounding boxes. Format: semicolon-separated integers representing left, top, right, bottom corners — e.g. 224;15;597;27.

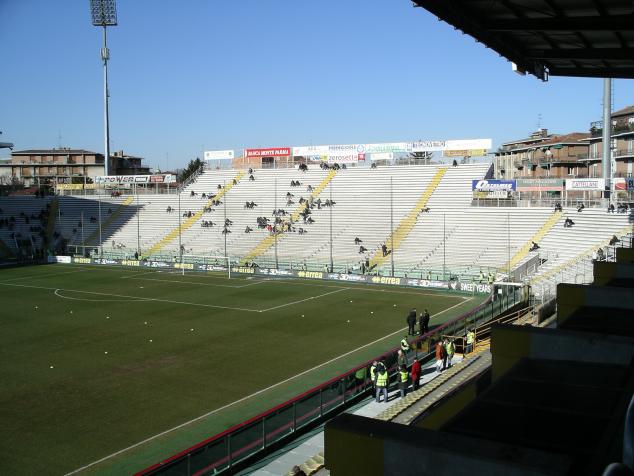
412;0;634;80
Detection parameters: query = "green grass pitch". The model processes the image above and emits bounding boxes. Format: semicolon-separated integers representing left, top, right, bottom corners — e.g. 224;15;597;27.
0;264;482;475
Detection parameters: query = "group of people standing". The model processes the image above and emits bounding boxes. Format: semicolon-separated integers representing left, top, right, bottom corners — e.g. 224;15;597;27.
406;308;430;336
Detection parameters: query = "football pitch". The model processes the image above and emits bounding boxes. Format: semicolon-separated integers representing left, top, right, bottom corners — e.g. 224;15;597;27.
0;264;482;475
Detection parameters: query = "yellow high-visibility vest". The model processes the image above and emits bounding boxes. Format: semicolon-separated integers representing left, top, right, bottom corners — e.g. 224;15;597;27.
399;370;408;383
376;371;388;387
467;332;475;344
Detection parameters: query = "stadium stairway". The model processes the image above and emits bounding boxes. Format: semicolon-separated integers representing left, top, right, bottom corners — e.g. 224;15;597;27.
369;167;447;270
83;195;134;245
146;171;245;256
503;210;562;271
45;198;59;245
241;169;338;263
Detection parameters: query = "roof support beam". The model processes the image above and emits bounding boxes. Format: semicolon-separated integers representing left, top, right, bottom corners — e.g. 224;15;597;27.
526;48;634;60
549;67;634;79
484;15;634;32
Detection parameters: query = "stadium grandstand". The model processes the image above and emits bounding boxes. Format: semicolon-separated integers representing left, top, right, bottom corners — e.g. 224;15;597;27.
0;145;632;475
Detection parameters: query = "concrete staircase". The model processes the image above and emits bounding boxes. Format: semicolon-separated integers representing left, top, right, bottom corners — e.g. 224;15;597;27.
84;196;134;245
242;169;338;263
369;167;447;269
147;171;245;255
504;210;562;270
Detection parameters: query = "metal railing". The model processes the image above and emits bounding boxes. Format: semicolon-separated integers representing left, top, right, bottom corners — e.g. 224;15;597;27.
137;286;525;476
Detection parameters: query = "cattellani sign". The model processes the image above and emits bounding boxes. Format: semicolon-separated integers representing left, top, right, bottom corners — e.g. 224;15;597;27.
245;147;291;158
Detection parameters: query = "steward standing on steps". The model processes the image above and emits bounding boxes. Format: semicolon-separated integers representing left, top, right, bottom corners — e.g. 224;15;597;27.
370;361;378;391
466;329;475;354
400;335;410;353
375;365;389;403
398;365;409;398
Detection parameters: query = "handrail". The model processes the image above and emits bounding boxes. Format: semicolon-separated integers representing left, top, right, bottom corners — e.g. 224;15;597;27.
136;287;525;475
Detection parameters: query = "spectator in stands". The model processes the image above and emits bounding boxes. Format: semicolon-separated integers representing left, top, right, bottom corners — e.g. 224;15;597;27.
381;243;388;257
597;248;605;261
488;273;495;284
307;184;313;192
577;203;585;212
375;365;389;403
452;159;458;167
398;364;409;398
617;203;629;213
609;235;621;246
529;241;540;252
608;203;615;213
248;167;253;174
359;245;367;253
286;199;294;206
406;308;417;335
249;174;255;181
564;217;575;228
217;184;222;190
225;218;233;226
354;237;362;245
222;226;231;234
420;309;430;335
411;358;421;391
244;226;253;233
233;178;237;185
435;340;445;373
554;202;563;212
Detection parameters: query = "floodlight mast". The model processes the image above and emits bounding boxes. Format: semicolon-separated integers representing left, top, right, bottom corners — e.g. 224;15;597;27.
90;0;117;176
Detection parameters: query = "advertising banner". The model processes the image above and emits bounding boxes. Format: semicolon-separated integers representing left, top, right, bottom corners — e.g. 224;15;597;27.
473;190;511;199
565;178;605;190
55;184;85;190
410;140;446;152
516;178;564;192
371;152;394;161
443;149;486;157
95;174;175;185
614;178;626;191
245;147;291;158
472;179;516;192
364;143;410;154
326;152;358;164
445;139;492;151
204;150;234;161
627;178;634;190
293;145;330;157
66;257;492;294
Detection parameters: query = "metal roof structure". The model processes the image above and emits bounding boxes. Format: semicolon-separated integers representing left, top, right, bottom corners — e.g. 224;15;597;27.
412;0;634;80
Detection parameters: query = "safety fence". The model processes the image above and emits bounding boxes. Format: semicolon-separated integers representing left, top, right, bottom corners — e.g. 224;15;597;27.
136;286;525;476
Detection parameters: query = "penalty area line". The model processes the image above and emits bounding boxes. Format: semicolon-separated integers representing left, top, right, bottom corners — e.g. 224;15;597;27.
64;295;474;475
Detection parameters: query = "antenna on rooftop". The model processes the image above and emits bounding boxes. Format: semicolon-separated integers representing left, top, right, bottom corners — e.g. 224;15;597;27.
536;113;543;130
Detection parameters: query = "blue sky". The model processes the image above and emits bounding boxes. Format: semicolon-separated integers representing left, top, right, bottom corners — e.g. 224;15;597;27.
1;0;633;170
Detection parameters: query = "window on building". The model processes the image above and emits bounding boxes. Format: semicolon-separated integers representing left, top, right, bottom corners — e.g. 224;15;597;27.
567;165;576;176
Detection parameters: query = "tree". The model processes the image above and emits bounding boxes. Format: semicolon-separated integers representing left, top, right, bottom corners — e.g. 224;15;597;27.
178;158;203;183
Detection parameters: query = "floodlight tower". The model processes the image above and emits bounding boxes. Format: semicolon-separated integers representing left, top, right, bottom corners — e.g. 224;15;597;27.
90;0;117;176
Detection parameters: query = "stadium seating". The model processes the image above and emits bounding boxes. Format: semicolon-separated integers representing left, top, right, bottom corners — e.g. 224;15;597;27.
2;163;631;292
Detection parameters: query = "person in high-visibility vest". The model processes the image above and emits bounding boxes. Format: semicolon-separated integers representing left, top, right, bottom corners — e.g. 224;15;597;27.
466;330;475;354
400;335;410;353
370;361;378;390
375;366;389;403
445;339;456;368
398;364;409;398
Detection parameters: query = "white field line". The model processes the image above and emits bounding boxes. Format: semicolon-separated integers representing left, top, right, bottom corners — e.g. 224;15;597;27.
54;289;145;302
1;268;89;282
65;296;473;475
0;282;261;313
259;288;349;312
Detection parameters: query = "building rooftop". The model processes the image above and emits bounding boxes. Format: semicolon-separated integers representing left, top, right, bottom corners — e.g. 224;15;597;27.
12;149;102;156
